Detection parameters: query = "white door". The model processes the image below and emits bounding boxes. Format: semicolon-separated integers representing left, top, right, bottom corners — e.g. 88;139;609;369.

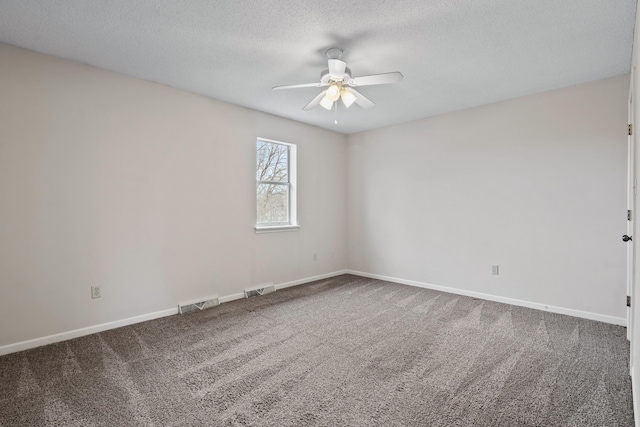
627;70;635;345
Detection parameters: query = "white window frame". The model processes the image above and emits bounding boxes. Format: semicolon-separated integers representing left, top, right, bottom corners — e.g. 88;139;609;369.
255;137;299;233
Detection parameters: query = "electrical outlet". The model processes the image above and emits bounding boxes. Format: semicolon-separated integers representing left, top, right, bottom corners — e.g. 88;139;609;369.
313;253;317;261
91;286;101;299
492;265;499;275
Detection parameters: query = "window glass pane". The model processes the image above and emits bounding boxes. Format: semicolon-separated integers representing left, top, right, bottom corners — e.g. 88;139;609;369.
257;141;288;182
257;183;289;224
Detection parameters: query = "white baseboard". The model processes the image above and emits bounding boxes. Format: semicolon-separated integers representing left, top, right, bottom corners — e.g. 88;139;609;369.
346;270;627;327
219;292;246;304
275;270;349;290
0;307;179;357
5;268;617;356
0;269;349;356
216;270;348;303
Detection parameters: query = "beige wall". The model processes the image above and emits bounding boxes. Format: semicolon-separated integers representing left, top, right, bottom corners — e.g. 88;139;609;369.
347;75;629;320
0;40;631;354
0;43;347;347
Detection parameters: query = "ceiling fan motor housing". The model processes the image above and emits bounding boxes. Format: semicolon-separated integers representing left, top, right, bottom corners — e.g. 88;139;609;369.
321;67;352;85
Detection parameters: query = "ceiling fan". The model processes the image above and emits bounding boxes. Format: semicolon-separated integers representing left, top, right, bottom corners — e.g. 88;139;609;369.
273;48;403;111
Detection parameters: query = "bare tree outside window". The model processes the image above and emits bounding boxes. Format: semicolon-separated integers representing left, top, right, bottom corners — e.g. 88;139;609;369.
256;140;290;224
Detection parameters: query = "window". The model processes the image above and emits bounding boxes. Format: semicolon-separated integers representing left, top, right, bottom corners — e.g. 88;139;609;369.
255;138;298;232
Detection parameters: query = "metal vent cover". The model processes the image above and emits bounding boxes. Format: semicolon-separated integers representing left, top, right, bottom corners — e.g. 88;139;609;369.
244;284;275;298
179;297;220;315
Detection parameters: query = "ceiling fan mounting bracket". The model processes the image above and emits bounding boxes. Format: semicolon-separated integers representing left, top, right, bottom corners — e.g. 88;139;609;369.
325;47;343;60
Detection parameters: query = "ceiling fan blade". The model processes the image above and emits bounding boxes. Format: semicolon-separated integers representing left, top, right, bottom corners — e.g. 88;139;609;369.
350;89;376;109
302;90;327;111
273;82;326;90
349;72;403;87
328;59;347;79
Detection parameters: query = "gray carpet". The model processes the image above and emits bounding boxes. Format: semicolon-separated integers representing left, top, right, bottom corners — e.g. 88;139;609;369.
0;275;634;426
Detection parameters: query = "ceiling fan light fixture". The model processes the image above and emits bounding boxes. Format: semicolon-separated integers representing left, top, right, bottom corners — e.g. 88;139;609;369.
320;95;334;110
341;88;357;108
326;84;341;102
273;48;402;113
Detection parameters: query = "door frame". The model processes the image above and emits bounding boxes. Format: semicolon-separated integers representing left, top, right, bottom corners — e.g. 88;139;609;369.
628;67;635;352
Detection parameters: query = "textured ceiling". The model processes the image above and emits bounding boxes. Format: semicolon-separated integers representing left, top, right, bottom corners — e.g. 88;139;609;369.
0;0;636;134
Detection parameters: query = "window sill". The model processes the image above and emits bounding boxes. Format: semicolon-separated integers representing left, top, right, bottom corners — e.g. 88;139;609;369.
254;225;300;234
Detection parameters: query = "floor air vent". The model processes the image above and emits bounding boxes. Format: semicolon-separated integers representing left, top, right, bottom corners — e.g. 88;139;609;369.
244;284;275;299
179;297;220;315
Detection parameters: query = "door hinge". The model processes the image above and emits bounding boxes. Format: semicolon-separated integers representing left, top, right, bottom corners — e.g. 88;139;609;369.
627;295;631;307
629;124;633;136
628;210;632;221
